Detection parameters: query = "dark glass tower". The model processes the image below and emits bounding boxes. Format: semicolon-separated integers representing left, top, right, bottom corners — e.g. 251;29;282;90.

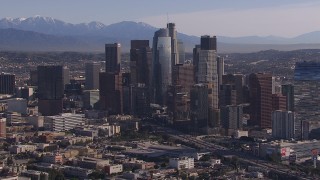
105;43;121;73
37;65;64;116
0;73;15;95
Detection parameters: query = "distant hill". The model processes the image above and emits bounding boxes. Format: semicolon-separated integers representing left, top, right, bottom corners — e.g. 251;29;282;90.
0;16;320;52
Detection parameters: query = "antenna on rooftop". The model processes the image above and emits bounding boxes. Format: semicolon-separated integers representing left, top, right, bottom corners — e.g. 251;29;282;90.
167;13;169;24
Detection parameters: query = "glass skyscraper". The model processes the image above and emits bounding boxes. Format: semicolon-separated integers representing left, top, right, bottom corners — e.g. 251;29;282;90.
294;61;320;139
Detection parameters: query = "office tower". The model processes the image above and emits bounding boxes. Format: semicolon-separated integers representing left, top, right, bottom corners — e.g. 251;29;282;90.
130;40;152;86
37;65;64;116
29;70;38;86
83;90;99;109
217;56;224;88
197;35;219;128
272;110;295;140
302;120;320;140
167;85;189;121
222;74;245;105
221;105;243;133
167;23;179;66
281;84;294;111
63;66;70;86
190;84;209;133
0;73;15;94
249;73;273;128
219;84;237;107
0;118;6;138
132;84;150;117
99;72;122;115
172;64;195;94
294;61;320;139
272;94;287;111
105;43;121;73
200;35;217;50
193;45;201;83
178;41;185;64
152;28;171;104
85;62;100;90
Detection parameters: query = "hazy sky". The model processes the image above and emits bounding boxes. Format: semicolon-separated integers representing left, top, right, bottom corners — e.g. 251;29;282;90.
1;0;320;37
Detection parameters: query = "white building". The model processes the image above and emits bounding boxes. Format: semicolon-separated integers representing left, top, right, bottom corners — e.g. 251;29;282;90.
44;113;85;132
169;157;194;170
272;110;295;139
9;145;37;154
7;98;28;114
105;164;123;175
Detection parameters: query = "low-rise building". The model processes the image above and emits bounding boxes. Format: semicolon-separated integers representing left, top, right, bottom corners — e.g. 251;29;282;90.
169;157;194;170
42;153;63;164
78;157;109;170
105;164;123;175
20;170;49;180
62;166;93;179
9;145;37;154
259;140;320;163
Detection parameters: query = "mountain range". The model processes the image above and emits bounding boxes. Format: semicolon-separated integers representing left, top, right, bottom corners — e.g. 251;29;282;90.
0;16;320;53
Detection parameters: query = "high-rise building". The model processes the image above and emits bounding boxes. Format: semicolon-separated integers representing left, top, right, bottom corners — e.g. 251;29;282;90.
217;56;224;88
105;43;121;73
200;35;217;51
130;40;152;86
37;65;64;116
167;85;189;121
178;41;185;64
152;28;171;104
249;73;273;128
85;62;100;90
193;45;201;83
272;110;295;140
197;35;219;128
0;118;6;138
221;105;243;131
222;74;245;105
167;23;179;66
63;66;70;87
294;61;320;139
190;84;209;133
219;84;237;107
281;84;294;111
0;73;15;95
99;72;123;115
172;64;195;94
272;94;287;111
83;90;99;109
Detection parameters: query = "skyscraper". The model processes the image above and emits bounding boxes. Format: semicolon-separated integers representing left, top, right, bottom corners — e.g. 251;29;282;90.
272;110;295;140
221;105;243;133
37;65;64;116
0;73;15;95
249;73;273;128
85;62;100;90
197;35;219;128
217;56;224;88
294;61;320;139
105;43;121;73
190;84;209;133
167;23;179;66
178;41;185;64
130;40;152;86
63;66;70;87
222;74;245;105
272;94;287;111
281;84;294;111
152;28;171;104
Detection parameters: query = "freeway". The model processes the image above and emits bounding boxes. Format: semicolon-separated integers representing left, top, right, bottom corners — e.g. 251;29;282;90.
154;125;311;180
